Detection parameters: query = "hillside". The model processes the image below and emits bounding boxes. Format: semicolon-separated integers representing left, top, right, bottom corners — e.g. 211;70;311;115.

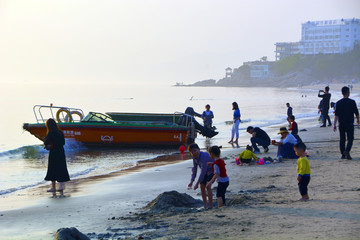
186;45;360;88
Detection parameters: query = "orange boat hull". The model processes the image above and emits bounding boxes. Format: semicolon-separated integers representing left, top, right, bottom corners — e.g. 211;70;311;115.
23;123;190;147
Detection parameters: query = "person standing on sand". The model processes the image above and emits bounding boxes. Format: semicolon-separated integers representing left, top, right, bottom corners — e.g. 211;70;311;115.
286;103;293;126
44;118;70;192
246;126;270;154
187;143;214;209
206;146;229;208
294;142;311;201
333;86;359;160
202;104;214;130
228;102;241;145
318;86;332;127
288;115;302;143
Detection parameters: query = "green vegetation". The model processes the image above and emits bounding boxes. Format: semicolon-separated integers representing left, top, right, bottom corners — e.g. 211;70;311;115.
273;45;360;79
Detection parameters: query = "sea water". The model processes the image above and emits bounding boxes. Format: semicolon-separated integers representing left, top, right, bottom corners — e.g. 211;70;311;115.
0;82;351;196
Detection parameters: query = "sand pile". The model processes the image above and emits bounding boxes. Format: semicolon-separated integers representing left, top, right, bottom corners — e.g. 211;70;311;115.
144;191;203;213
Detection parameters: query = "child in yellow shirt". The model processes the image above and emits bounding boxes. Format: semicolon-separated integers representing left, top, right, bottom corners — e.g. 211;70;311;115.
294;142;311;201
238;145;258;166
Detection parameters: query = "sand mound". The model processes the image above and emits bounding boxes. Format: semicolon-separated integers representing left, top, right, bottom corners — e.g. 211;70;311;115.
144;191;203;212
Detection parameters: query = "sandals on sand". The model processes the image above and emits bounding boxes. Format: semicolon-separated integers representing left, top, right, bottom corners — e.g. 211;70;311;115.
47;188;55;192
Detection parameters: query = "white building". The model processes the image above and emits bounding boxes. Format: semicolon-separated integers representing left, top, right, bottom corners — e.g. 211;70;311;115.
275;42;300;61
300;18;360;55
244;61;270;79
275;18;360;60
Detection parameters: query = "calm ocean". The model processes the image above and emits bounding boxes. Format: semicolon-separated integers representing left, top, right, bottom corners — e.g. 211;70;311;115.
0;82;350;196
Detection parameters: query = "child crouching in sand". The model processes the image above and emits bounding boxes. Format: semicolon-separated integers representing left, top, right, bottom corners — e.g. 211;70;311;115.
206;146;229;207
238;145;258;166
294;142;311;201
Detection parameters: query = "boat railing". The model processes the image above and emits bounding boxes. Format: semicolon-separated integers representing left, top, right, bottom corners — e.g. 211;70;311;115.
33;105;85;123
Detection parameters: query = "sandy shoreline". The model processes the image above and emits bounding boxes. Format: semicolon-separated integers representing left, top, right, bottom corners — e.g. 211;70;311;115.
1;84;359;240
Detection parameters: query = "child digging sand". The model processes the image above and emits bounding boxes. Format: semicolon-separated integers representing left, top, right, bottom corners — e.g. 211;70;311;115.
206;146;229;208
238;145;258;166
294;142;311;201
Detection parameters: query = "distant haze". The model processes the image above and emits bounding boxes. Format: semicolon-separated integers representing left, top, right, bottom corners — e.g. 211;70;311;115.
0;0;359;84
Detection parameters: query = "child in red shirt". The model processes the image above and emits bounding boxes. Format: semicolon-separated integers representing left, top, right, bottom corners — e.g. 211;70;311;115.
206;146;230;207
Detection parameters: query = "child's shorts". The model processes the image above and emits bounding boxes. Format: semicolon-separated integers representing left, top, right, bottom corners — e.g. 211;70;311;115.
241;158;251;164
298;175;311;196
200;172;214;185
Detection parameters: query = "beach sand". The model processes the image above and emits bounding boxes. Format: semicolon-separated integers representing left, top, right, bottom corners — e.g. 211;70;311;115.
1;85;359;239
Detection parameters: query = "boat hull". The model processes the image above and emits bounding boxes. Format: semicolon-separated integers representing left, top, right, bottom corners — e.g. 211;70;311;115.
23;122;190;147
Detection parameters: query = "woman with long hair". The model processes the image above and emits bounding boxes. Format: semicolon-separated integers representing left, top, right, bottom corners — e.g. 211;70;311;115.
228;102;241;145
44;118;70;192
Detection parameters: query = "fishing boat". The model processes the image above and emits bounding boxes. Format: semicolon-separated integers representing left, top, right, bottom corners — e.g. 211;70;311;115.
23;105;195;147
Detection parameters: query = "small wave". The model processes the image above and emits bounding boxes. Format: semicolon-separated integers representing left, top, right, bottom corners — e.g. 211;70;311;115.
70;166;98;179
0;145;46;160
0;180;46;196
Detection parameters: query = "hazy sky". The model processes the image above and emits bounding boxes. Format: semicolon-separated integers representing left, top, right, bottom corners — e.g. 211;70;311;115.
0;0;359;84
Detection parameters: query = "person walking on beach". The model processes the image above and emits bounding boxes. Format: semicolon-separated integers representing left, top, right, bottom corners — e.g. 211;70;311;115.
294;142;311;201
44;118;70;192
237;145;258;166
318;86;332;127
228;102;241;145
202;104;214;130
333;86;359;160
286;103;293;126
206;146;229;208
246;126;270;153
187;143;214;209
271;127;298;159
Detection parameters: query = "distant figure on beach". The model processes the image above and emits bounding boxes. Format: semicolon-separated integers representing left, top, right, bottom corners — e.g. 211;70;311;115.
288;115;302;143
180;107;218;138
318;99;324;124
286;103;293;126
333;86;359;160
44;118;70;193
238;145;258;166
228;102;241;145
206;146;229;208
294;142;311;201
187;143;214;209
246;126;270;154
202;104;214;130
318;86;332;127
271;127;298;159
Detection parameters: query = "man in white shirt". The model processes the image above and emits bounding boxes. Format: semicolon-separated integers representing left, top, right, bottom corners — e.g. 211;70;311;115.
271;127;298;159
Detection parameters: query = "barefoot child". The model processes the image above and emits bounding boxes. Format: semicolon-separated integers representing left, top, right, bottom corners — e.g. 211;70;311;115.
206;146;229;207
294;142;311;201
238;145;258;166
187;143;214;209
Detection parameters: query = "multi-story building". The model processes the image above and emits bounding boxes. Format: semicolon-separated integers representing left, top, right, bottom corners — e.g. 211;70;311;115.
275;18;360;60
275;42;300;61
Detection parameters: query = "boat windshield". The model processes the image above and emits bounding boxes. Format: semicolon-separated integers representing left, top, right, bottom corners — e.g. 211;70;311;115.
82;112;115;123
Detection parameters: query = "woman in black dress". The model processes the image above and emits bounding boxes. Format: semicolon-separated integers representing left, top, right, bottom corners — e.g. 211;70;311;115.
44;118;70;192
